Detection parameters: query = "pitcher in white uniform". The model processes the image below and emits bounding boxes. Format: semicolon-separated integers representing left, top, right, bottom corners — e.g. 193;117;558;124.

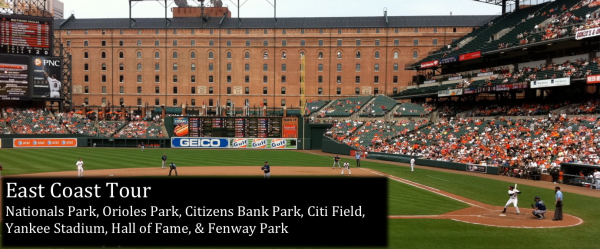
76;158;84;178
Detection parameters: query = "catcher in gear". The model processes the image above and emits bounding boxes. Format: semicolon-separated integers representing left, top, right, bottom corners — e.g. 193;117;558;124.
531;196;547;219
262;161;271;179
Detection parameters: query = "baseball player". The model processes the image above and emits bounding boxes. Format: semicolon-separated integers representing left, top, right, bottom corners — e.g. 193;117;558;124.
333;155;341;169
262;161;271;179
76;159;84;178
355;151;362;167
593;169;600;190
0;164;3;179
502;185;521;214
341;161;351;175
141;142;145;152
44;71;61;98
168;162;178;176
531;196;547;220
410;157;415;172
162;153;167;169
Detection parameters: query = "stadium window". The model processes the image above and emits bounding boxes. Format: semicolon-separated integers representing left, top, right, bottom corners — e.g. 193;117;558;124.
355;87;360;95
281;87;286;94
414;28;418;33
301;29;305;34
84;98;89;105
227;87;232;94
318;40;323;46
191;99;196;106
173;51;178;59
173;99;178;106
227;52;232;59
119;63;124;71
394;39;399;46
374;75;379;83
155;63;160;71
281;75;286;83
281;64;286;72
300;40;305;46
395;28;399;33
374;88;379;95
191;40;196;46
263;64;268;71
210;29;213;35
102;63;106;71
374;64;380;72
137;87;142;94
155;40;160;46
453;28;457;33
263;87;268;94
227;29;231;34
137;75;142;82
282;40;287;46
246;40;250;47
173;29;177;35
155;29;159;35
209;87;214;94
102;98;106;104
84;51;88;58
263;99;268;107
84;63;89;71
355;76;360;83
356;51;361;59
245;76;249;83
245;64;250;71
102;86;106;93
434;28;438;33
318;87;323;95
209;99;213;106
356;40;361;46
119;86;124;93
337;51;342;59
375;39;380;46
394;51;399;59
412;51;418;58
84;30;88;35
227;75;231;83
337;88;341;95
155;75;160;83
101;52;106;58
264;29;268;34
414;39;419;46
191;87;196;94
357;28;361;33
67;41;71;46
245;87;250;94
337;64;342;72
226;40;231;46
393;63;399;71
155;99;159;105
432;39;438;45
226;100;231;107
338;29;342;34
245;29;249;34
282;52;287;59
102;40;106;46
173;75;178;83
263;75;268;83
318;76;323;83
191;75;196;83
155;51;160;59
119;40;123;46
263;40;268;47
393;76;398;83
67;30;71;35
84;40;89;46
208;51;214;59
119;51;124;58
356;64;361;72
209;63;213;71
319;29;323;34
393;88;398;94
318;64;323;72
337;76;341;83
119;75;124;83
317;52;323;59
227;63;232;71
282;29;286;34
191;62;196;70
209;75;214;83
337;40;342;46
84;86;89;94
84;75;89;82
137;51;142;59
375;51;380;59
209;40;214;46
281;99;286;107
245;52;250;59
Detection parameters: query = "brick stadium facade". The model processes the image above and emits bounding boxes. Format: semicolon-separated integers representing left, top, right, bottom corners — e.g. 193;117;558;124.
53;8;494;111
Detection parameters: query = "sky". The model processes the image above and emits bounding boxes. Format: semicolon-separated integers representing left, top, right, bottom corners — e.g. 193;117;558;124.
57;0;508;19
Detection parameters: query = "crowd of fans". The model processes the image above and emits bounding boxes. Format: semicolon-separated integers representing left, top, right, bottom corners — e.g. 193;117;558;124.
56;112;96;136
3;109;66;134
114;120;165;138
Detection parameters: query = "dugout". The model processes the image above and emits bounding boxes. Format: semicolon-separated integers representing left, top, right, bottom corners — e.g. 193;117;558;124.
560;162;600;188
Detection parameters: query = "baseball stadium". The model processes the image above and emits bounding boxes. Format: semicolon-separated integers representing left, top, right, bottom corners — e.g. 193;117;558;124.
1;0;600;248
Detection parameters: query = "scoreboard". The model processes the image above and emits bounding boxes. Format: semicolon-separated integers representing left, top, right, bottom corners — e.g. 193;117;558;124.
0;14;53;56
0;54;30;100
174;117;283;138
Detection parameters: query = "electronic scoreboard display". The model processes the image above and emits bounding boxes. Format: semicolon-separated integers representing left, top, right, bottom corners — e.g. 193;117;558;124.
0;54;30;100
173;117;283;138
0;14;53;56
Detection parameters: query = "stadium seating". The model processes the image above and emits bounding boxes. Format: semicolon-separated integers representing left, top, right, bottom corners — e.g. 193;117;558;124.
6;109;66;134
305;100;329;115
57;113;97;136
114;121;166;138
325;120;365;143
96;121;127;137
359;95;398;117
394;103;435;117
320;96;372;117
347;119;430;151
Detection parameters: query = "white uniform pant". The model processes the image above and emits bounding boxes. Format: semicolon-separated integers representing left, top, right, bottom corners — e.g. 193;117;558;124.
78;166;84;177
264;172;270;178
504;198;520;213
333;161;341;168
411;163;414;171
341;167;351;175
595;178;600;190
162;161;167;169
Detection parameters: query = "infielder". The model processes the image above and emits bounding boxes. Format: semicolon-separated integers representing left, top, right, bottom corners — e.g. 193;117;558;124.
162;153;167;169
333;155;341;169
531;196;547;219
44;71;61;98
76;159;84;178
593;169;600;190
168;162;178;176
262;161;271;179
410;157;415;172
341;161;351;175
502;185;521;214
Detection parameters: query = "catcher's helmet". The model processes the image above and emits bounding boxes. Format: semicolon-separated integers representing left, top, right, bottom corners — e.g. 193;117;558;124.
534;196;541;200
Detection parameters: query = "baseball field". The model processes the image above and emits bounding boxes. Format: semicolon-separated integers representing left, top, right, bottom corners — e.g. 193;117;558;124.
1;148;599;249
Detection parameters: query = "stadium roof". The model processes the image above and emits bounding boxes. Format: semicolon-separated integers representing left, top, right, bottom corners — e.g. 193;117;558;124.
53;15;497;30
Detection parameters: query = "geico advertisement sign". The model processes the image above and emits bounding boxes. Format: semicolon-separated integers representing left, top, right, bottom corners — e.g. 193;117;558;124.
171;138;229;148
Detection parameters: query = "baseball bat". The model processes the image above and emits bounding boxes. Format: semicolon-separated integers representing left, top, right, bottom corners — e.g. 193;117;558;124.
515;183;517;190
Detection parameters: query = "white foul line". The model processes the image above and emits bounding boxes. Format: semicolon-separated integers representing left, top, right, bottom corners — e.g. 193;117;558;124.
427;175;450;182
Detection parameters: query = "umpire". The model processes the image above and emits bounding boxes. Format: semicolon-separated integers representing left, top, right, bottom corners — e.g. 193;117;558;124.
169;162;178;176
262;161;271;179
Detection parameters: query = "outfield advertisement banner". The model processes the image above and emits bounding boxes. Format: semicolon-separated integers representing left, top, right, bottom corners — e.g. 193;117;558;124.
587;75;600;84
466;164;487;173
171;137;297;149
530;77;570;89
575;27;600;40
13;138;77;148
438;88;463;97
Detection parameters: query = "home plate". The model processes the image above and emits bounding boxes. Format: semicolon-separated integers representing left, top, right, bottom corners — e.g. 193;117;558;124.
499;214;507;216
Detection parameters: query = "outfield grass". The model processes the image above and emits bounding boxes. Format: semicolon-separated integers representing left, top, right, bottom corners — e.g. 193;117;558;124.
1;148;599;249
